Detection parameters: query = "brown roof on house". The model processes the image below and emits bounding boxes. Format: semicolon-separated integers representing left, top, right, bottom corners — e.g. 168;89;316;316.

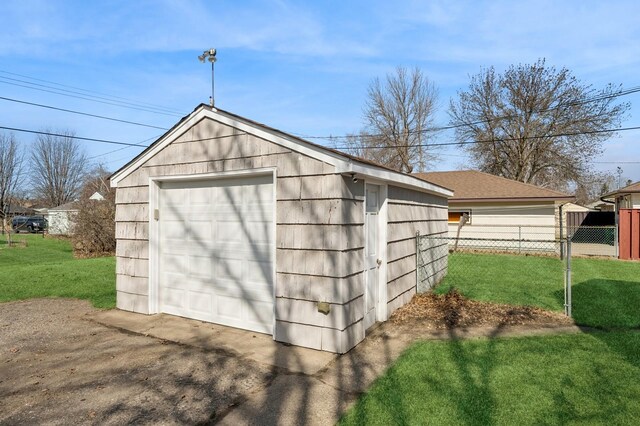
603;181;640;198
50;201;79;211
413;170;574;202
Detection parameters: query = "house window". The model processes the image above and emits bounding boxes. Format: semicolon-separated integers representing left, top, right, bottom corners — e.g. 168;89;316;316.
448;210;471;224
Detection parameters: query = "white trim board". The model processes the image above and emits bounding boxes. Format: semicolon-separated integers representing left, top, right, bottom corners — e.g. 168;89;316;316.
111;105;453;198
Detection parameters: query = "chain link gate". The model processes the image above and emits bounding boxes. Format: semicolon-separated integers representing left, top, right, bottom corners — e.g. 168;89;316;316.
416;232;573;317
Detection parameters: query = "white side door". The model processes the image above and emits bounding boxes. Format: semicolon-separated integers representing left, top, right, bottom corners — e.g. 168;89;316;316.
364;184;380;330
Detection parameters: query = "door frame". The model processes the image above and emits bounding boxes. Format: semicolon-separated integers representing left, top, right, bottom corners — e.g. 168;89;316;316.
147;167;277;335
363;180;389;324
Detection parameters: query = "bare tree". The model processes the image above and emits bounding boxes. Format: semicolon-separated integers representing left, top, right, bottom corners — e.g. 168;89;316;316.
345;66;438;173
574;171;616;205
31;130;88;207
0;133;24;234
72;165;115;256
449;59;630;190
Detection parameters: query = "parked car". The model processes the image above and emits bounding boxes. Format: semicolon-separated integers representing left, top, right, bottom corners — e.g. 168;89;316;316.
11;216;48;233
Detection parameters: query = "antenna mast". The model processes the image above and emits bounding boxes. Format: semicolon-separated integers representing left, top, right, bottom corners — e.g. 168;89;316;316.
198;48;217;107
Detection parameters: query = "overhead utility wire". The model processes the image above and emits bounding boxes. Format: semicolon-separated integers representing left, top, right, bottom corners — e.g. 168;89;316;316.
0;126;246;149
0;126;144;147
0;77;183;117
0;96;169;130
332;125;640;150
2;125;638;152
86;134;162;161
303;85;640;141
0;69;184;115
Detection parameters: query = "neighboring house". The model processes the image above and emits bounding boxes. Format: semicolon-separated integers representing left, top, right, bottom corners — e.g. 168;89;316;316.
89;192;105;201
585;199;615;212
4;205;37;216
110;104;453;354
602;181;640;260
47;193;104;235
47;201;79;235
414;170;574;242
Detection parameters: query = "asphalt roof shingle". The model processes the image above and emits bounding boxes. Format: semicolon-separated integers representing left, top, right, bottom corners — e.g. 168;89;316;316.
413;170;574;202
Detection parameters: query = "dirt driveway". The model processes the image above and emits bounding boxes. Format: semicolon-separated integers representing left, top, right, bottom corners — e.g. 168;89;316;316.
0;299;274;425
0;297;580;425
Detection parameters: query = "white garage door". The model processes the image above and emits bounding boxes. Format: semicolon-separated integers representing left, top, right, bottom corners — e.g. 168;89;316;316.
158;174;274;334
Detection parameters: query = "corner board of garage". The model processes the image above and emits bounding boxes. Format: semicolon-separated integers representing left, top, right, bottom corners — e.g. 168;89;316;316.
109;104;453;199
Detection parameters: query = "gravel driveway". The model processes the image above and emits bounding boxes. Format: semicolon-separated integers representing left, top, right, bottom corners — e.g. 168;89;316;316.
0;299;273;425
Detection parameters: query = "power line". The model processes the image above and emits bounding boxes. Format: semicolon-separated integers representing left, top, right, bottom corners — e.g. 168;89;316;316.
0;125;246;150
0;96;169;130
304;85;640;141
0;77;184;118
0;69;184;115
593;161;640;164
0;126;145;147
86;134;162;161
332;125;640;150
2;124;638;154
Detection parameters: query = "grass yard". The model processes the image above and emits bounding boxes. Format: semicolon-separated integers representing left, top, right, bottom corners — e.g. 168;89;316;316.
435;252;640;329
0;234;115;308
340;331;640;426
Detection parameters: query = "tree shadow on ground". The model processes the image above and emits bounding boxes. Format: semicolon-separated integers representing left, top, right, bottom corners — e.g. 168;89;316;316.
553;279;640;328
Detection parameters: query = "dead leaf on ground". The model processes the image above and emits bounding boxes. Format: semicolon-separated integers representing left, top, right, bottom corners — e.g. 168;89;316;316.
391;288;573;329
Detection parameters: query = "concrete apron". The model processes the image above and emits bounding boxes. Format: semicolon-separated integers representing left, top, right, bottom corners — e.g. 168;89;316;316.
88;309;335;375
88;310;584;425
88;309;362;425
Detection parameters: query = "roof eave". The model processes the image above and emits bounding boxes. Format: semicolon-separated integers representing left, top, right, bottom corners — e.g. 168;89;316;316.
449;196;575;203
110;105;453;198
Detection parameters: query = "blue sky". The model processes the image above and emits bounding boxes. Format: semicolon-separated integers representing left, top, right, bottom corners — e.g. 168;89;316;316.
1;0;639;183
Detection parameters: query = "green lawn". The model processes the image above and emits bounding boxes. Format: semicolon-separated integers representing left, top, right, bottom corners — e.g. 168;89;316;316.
340;331;640;425
0;234;115;308
435;252;640;329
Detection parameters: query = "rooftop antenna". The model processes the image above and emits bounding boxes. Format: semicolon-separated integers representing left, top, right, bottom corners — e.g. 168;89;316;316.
198;48;217;108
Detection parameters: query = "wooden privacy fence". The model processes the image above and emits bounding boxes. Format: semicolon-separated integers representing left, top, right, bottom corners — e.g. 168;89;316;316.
619;209;640;260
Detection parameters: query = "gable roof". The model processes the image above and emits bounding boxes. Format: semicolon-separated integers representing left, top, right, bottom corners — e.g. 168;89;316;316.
413;170;573;203
602;181;640;199
110;104;453;198
50;201;79;211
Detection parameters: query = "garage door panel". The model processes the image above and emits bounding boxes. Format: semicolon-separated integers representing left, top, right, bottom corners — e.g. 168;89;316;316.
216;220;245;243
163;220;187;239
216;257;243;281
217;295;243;320
158;175;274;334
188;255;213;279
246;300;274;324
162;286;186;310
188;291;214;316
163;255;187;273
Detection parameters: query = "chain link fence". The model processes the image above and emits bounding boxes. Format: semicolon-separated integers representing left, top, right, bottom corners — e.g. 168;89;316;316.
448;224;617;258
417;232;573;316
567;225;617;257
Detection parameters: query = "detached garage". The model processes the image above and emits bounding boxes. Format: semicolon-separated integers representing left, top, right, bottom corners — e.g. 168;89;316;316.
111;104;452;353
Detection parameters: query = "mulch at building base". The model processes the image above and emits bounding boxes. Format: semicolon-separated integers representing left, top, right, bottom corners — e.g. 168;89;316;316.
391;289;573;330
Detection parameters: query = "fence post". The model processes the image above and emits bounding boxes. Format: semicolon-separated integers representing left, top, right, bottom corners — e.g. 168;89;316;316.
518;226;522;254
564;239;572;317
559;205;564;260
415;230;420;291
614;223;619;259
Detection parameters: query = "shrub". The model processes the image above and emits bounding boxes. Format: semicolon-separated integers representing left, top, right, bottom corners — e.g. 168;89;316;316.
71;174;115;257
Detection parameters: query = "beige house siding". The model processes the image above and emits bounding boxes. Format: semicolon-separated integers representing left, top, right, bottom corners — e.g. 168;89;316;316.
385;186;448;315
448;201;557;241
115;116;369;353
115;114;449;353
555;202;591;238
619;193;640;209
